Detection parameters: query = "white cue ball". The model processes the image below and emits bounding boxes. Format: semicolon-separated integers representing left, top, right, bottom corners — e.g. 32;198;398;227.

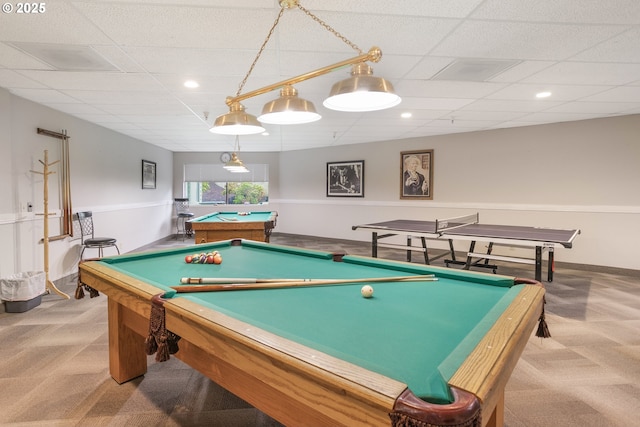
360;285;374;298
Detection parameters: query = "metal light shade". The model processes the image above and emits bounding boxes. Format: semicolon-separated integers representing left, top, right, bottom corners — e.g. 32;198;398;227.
223;152;249;173
323;62;401;112
211;102;265;135
258;85;321;124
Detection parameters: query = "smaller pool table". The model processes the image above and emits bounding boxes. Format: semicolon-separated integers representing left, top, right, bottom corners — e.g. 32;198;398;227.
188;211;277;243
79;239;546;427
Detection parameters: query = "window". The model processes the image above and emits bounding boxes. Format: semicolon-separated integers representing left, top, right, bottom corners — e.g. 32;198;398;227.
184;164;269;205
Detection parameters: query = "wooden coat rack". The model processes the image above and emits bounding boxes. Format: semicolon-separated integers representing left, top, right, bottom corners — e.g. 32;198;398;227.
31;150;70;299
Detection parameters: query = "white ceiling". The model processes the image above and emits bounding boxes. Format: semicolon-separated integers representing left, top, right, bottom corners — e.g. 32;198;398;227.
1;0;639;153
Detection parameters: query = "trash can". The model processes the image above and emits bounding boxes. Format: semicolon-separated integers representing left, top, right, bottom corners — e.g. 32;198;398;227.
1;271;46;313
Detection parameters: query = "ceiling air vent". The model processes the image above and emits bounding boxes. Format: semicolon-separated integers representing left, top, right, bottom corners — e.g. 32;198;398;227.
8;42;119;72
431;59;520;82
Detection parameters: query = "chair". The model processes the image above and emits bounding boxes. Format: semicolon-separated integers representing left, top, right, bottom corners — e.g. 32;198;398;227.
174;198;194;240
76;211;120;259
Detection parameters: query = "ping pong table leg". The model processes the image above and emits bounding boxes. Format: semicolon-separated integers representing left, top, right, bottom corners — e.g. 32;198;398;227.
463;241;476;270
444;239;459;268
421;237;429;265
448;239;456;262
535;246;542;282
372;232;378;258
484;242;494;266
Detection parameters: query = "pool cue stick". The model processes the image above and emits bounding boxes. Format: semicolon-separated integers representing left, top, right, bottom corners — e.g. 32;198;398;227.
173;275;438;293
181;277;314;284
180;274;435;284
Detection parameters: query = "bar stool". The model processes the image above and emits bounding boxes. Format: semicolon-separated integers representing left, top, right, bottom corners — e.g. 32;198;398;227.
174;198;194;240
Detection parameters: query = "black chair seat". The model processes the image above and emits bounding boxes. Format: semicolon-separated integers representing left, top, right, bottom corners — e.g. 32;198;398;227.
84;237;117;246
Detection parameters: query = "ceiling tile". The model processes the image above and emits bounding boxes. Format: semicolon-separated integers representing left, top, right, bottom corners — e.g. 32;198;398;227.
522;62;640;85
431;21;626;61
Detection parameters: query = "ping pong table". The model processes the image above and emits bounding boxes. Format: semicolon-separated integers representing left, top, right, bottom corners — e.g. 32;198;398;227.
352;214;580;282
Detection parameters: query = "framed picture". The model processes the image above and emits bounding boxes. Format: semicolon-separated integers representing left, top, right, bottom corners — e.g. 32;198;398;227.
400;150;433;200
142;159;156;189
327;160;364;197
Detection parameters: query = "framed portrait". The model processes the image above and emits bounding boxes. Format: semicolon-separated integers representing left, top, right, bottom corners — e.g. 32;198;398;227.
400;150;433;200
142;159;156;189
327;160;364;197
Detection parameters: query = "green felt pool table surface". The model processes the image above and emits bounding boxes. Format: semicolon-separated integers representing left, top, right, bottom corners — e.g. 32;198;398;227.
190;211;277;223
79;239;545;427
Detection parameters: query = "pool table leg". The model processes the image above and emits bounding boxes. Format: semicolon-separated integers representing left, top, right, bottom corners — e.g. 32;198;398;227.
484;389;505;427
107;298;148;384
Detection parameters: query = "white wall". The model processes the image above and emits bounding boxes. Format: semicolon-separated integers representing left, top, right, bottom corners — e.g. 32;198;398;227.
0;89;173;283
273;115;640;270
4;84;638;282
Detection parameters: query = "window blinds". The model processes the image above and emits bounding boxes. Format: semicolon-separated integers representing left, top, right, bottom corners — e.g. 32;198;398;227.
184;163;268;182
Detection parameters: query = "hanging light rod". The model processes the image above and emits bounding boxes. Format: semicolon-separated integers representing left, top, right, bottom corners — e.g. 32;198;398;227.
210;0;400;135
225;46;382;107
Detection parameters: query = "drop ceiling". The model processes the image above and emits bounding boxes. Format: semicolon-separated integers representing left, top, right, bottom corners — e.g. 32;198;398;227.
1;0;639;153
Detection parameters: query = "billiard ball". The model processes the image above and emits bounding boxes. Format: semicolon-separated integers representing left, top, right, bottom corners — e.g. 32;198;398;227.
360;285;374;298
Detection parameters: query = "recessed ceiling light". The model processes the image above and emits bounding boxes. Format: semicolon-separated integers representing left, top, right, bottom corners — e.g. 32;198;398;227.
536;91;551;98
184;80;199;88
401;112;412;118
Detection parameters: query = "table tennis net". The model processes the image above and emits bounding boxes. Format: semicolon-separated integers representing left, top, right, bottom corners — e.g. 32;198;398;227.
434;213;479;234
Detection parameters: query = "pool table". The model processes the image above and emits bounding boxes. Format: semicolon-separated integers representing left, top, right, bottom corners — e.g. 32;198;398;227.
78;239;545;427
188;211;277;243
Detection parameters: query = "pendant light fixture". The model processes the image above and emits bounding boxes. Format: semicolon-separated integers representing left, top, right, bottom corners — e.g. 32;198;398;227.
212;101;265;136
323;62;401;112
210;0;400;135
258;85;321;125
223;136;249;173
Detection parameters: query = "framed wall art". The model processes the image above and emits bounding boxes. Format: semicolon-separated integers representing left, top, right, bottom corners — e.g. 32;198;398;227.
400;150;433;200
326;160;364;197
142;159;157;189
